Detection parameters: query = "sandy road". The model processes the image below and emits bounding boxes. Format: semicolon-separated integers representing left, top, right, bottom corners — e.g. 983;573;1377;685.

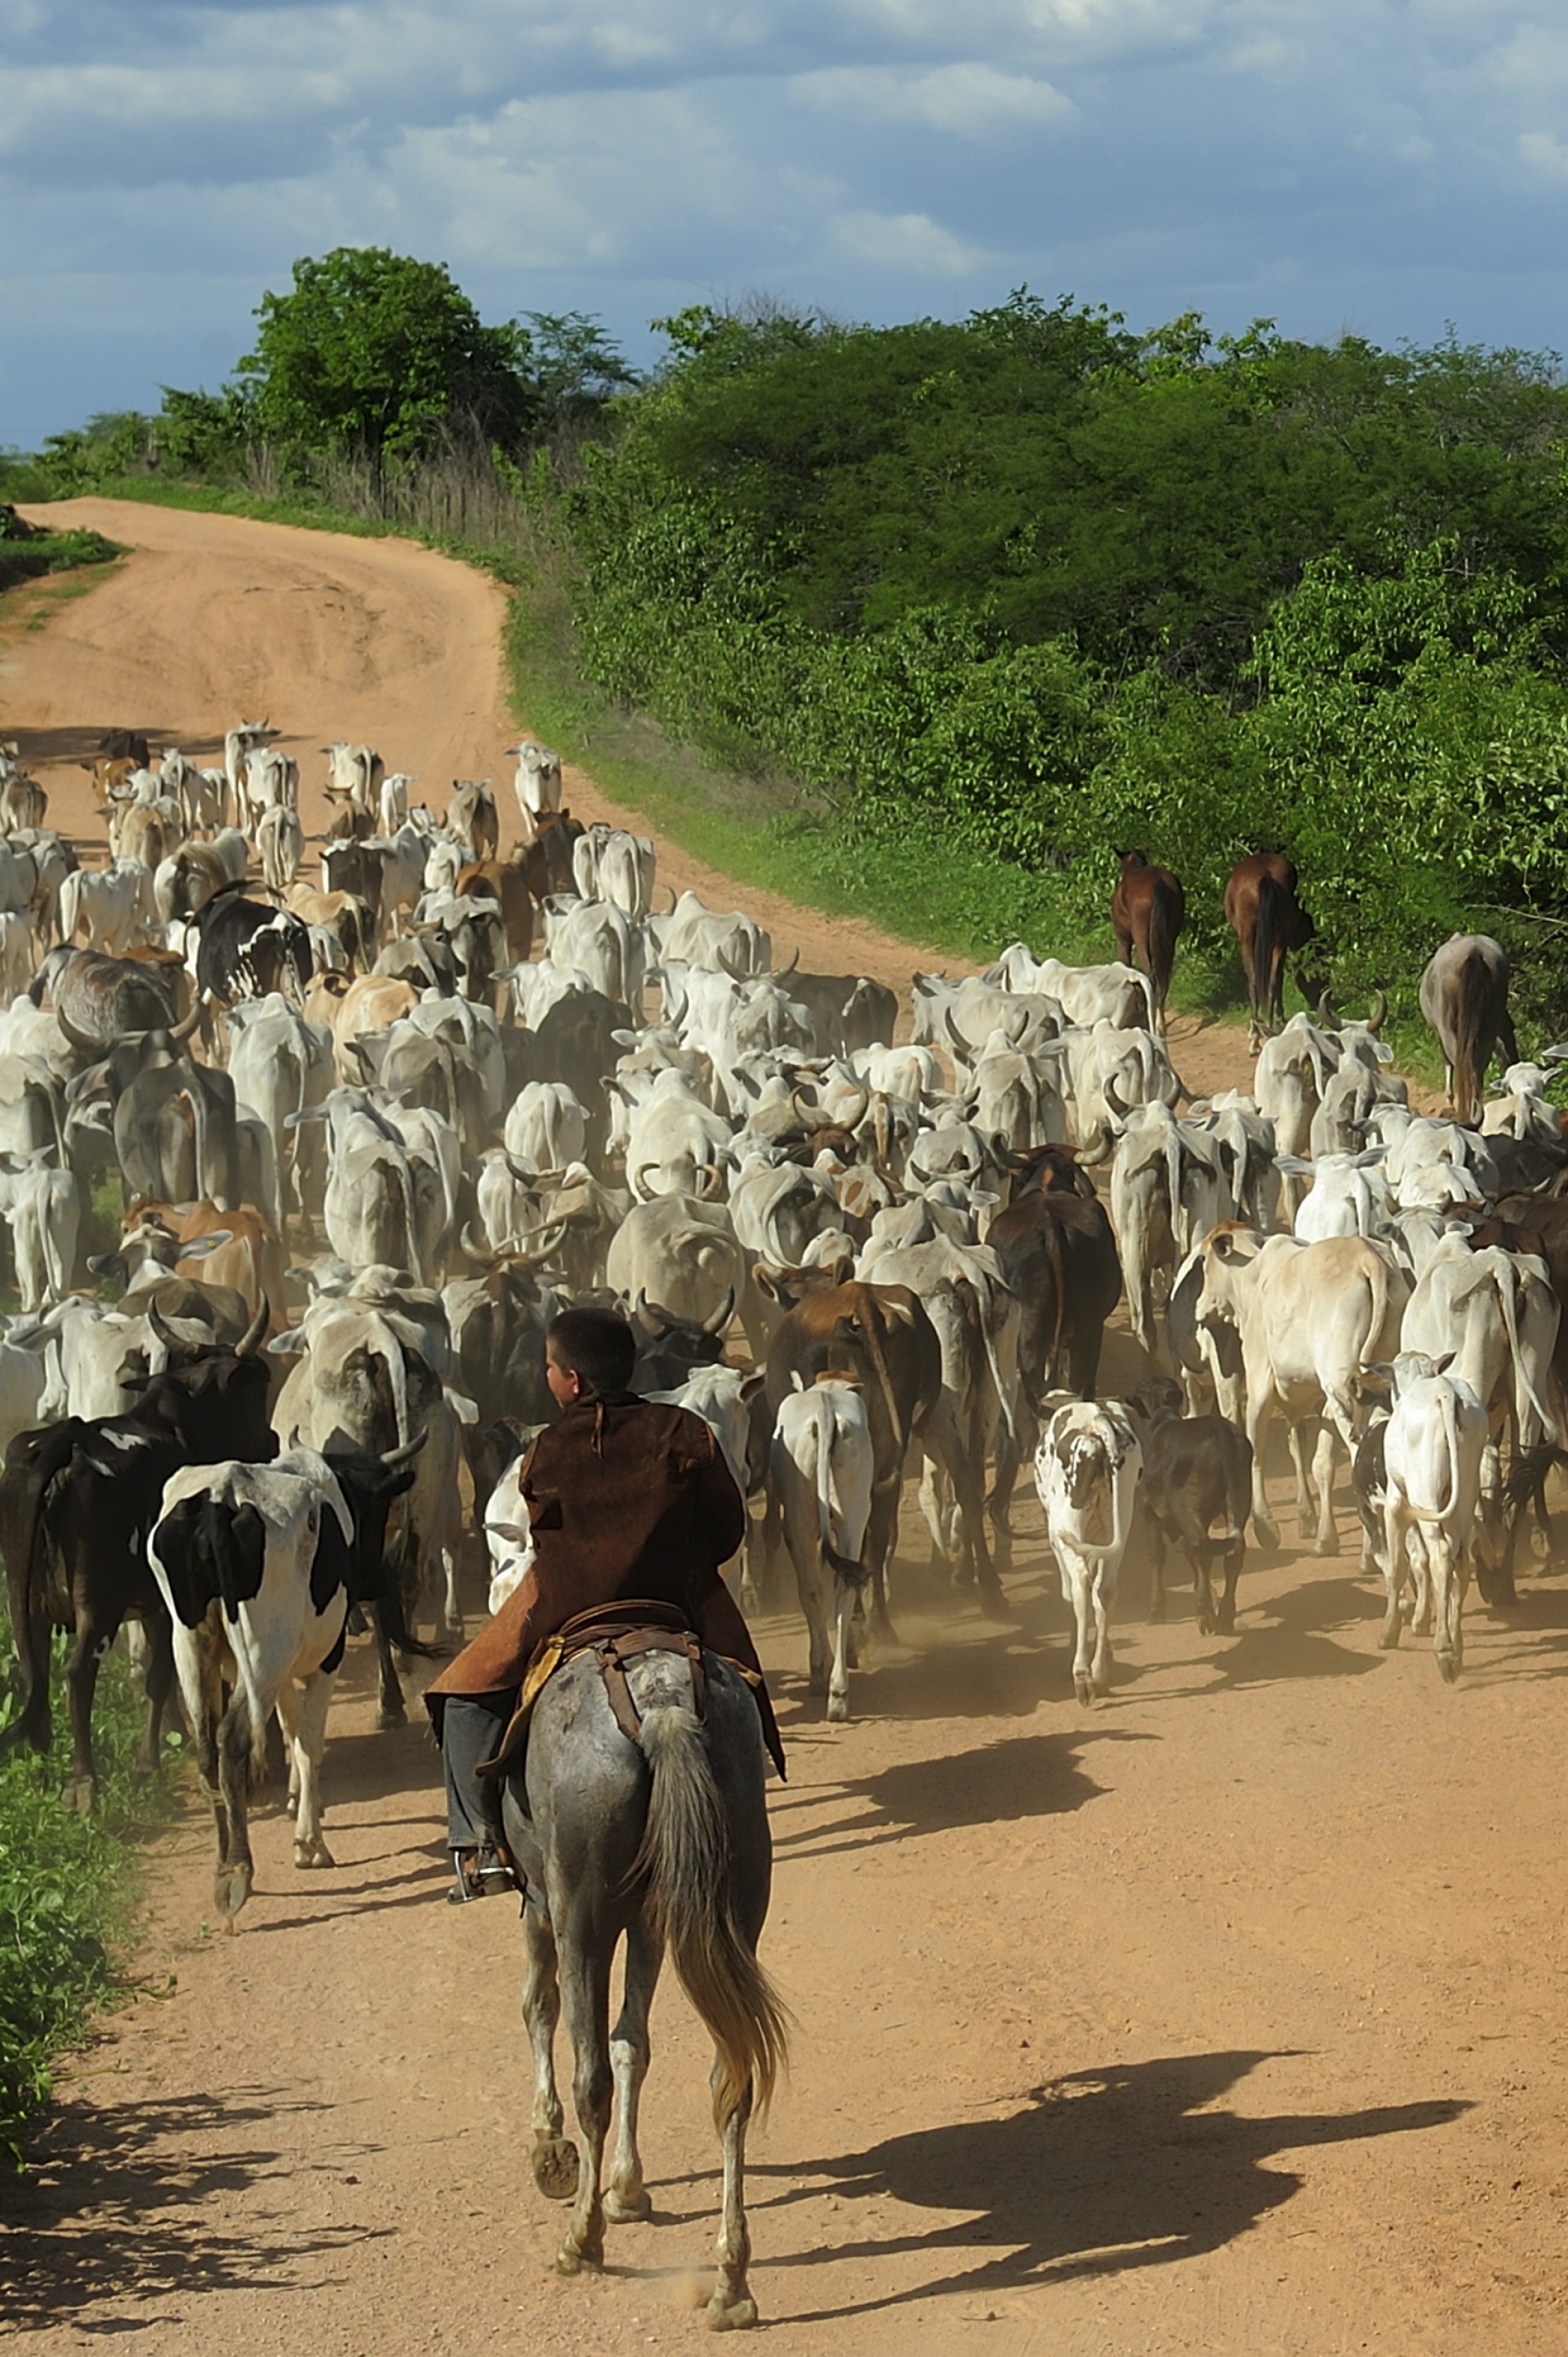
2;501;1566;2355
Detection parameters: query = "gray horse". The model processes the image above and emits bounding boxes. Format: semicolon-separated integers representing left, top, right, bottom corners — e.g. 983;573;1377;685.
501;1644;788;2329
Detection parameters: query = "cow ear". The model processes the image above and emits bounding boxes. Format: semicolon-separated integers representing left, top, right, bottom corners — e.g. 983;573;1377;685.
740;1370;767;1401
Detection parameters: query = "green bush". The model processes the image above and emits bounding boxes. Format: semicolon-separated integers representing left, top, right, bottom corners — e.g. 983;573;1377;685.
0;1629;175;2167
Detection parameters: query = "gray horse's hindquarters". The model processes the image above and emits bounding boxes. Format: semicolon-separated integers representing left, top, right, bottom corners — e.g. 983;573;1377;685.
501;1647;773;1943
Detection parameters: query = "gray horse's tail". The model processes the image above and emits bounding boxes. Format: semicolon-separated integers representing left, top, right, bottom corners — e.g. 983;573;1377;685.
634;1704;790;2128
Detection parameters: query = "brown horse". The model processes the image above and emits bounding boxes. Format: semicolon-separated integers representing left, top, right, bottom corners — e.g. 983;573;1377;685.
1224;852;1316;1048
1111;851;1185;1034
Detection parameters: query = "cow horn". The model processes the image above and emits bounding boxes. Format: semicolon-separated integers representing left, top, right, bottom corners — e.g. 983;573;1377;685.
702;1285;737;1335
665;886;679;914
775;946;800;978
1316;987;1339;1027
835;1085;871;1132
54;1006;104;1053
693;1163;724;1201
460;1222;492;1260
169;998;205;1044
146;1299;181;1351
381;1431;429;1470
235;1298;269;1357
510;1221;569;1266
1366;989;1388;1035
1102;1075;1129;1121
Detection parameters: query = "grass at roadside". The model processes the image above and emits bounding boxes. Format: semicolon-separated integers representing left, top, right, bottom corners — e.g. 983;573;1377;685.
0;1637;179;2167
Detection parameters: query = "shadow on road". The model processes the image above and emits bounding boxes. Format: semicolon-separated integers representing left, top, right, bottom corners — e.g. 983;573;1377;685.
750;2048;1470;2323
0;2087;389;2331
773;1724;1147;1860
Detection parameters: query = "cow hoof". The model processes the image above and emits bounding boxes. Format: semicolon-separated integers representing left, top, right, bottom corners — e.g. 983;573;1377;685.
826;1695;849;1723
1215;1612;1236;1637
375;1704;407;1732
605;2185;652;2224
706;2290;760;2332
1377;1627;1401;1652
1197;1613;1215;1636
1254;1517;1280;1550
532;2135;581;2202
1148;1598;1167;1624
979;1590;1011;1624
293;1839;336;1869
1074;1676;1095;1707
1438;1652;1462;1686
1312;1535;1336;1558
65;1775;97;1817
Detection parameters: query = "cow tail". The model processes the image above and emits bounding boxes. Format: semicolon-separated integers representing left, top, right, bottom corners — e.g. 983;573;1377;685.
856;1294;908;1460
1437;1382;1461;1524
1496;1260;1555;1444
1045;1214;1069;1394
41;1183;69;1306
973;1263;1019;1451
813;1398;866;1585
193;1494;265;1765
1164;1121;1187;1263
394;1153;424;1287
1252;873;1281;1031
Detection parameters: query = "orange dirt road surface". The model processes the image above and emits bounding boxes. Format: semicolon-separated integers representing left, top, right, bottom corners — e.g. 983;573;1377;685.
0;500;1561;2357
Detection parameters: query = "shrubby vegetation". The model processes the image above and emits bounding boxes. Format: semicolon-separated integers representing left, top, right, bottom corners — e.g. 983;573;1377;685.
0;1636;173;2165
9;256;1568;1031
0;504;120;593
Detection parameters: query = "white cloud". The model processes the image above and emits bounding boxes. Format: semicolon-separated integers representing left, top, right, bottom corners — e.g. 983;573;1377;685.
1517;128;1568;182
797;61;1074;134
833;207;984;274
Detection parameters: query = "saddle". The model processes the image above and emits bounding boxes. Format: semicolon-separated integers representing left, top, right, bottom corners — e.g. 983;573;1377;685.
477;1599;760;1779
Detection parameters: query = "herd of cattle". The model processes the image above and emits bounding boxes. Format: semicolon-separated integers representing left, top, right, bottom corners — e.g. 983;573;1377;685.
0;728;1561;1915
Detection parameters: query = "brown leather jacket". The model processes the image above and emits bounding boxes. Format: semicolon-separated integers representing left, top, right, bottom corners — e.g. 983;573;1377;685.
426;1392;782;1773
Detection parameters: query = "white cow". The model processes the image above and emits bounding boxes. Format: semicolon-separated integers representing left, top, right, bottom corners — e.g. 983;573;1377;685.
506;739;564;840
773;1376;874;1720
573;824;657;917
1375;1358;1489;1679
1033;1398;1143;1705
1196;1228;1410;1551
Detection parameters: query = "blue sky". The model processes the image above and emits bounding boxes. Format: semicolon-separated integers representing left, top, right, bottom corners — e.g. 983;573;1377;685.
4;0;1567;446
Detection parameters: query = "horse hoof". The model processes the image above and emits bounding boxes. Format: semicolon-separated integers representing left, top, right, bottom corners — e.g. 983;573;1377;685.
374;1705;407;1732
706;2291;760;2332
555;2239;602;2277
532;2136;581;2202
605;2186;652;2224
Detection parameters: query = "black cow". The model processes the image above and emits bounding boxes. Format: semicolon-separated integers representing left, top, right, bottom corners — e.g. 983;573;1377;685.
1127;1377;1254;1633
189;886;311;1005
0;1312;275;1811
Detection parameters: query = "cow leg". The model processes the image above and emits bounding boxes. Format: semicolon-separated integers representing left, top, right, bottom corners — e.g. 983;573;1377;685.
1189;1539;1218;1636
1434;1541;1467;1684
371;1602;407;1729
1246;1392;1281;1548
277;1671;336;1869
440;1541;464;1642
1379;1502;1407;1650
1310;1422;1339;1556
605;1916;661;2224
827;1572;858;1722
214;1697;255;1920
522;1906;578;2202
1089;1561;1115;1700
792;1548;831;1700
1408;1525;1434;1636
1061;1550;1098;1707
62;1608;114;1815
866;1483;899;1641
1286;1421;1316;1542
1214;1536;1244;1635
1147;1524;1169;1623
137;1611;179;1775
916;1455;953;1571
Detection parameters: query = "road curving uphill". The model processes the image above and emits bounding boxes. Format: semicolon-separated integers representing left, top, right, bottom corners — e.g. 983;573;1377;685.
1;497;1566;2357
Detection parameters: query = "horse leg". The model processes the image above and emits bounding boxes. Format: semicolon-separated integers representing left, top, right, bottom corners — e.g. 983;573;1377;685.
605;1917;662;2224
555;1915;613;2273
707;2072;758;2332
522;1905;578;2201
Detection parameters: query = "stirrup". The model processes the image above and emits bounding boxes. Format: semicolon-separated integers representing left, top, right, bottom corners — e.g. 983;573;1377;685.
448;1846;516;1904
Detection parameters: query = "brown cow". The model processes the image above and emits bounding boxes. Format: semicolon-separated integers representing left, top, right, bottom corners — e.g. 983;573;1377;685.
1224;851;1316;1049
455;853;533;962
302;971;417;1082
1111;851;1185;1034
761;1277;942;1635
112;1198;287;1330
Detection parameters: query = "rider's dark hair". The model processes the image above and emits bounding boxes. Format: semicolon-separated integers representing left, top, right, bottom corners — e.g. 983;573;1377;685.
546;1307;637;1397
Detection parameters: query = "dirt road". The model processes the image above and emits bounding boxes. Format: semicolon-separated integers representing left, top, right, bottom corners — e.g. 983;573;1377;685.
2;502;1565;2356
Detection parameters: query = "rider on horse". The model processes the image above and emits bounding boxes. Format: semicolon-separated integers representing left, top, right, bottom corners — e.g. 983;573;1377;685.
426;1304;784;1901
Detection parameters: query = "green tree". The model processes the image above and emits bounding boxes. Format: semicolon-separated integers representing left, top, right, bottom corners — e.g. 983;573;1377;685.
236;247;537;464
